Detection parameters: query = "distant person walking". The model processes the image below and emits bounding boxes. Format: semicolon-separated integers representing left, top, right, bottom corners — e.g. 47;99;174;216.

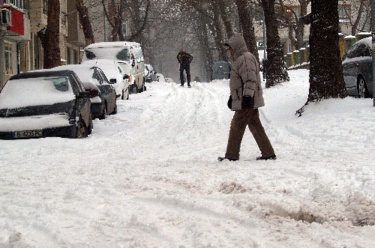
218;33;276;162
177;49;193;87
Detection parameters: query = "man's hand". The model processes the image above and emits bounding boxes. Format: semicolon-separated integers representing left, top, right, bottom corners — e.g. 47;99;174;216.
242;96;254;109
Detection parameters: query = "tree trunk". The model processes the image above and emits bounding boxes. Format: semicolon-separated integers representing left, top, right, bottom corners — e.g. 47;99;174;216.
234;0;259;63
212;1;228;61
196;9;213;81
40;0;61;69
261;0;289;88
217;0;234;40
308;0;346;102
75;0;95;46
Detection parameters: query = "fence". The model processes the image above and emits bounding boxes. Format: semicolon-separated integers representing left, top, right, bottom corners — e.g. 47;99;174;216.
285;33;371;70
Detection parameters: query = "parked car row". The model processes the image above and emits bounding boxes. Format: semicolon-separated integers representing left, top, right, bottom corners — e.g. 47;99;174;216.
0;63;126;139
0;41;153;140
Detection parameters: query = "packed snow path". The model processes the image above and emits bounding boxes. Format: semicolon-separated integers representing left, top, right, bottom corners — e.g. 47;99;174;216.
1;70;375;247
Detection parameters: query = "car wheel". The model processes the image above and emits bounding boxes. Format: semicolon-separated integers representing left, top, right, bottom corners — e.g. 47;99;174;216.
99;104;107;120
87;115;93;135
132;85;138;94
76;118;88;138
112;102;117;115
357;77;370;98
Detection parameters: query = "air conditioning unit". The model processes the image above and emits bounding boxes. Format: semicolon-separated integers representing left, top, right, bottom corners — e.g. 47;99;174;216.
0;9;12;26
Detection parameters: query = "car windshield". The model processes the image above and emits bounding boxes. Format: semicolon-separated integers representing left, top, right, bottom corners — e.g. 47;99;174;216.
0;76;75;109
85;47;131;62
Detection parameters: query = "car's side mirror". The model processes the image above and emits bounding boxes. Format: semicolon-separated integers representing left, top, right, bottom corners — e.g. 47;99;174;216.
109;78;117;84
85;88;100;97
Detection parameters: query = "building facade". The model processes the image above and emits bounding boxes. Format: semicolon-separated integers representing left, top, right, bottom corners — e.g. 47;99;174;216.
0;0;85;90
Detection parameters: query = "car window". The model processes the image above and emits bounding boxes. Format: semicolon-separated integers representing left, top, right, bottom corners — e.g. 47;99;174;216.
49;77;69;91
92;69;103;85
70;74;85;93
116;48;131;61
99;70;110;83
85;50;96;60
344;43;371;59
0;77;75;109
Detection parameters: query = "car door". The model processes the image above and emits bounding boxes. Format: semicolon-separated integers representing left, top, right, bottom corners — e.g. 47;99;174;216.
69;73;92;127
343;43;372;96
92;68;116;113
343;43;362;93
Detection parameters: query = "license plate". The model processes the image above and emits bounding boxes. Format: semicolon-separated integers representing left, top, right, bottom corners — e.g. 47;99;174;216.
13;130;43;138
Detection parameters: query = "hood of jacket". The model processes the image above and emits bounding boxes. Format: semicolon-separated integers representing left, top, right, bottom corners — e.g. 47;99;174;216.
226;33;265;110
226;33;248;60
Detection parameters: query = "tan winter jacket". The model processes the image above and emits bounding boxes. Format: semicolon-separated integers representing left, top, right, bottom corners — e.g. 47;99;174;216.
227;33;265;110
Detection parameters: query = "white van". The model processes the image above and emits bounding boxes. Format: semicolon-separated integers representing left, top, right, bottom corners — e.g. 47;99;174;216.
82;41;146;93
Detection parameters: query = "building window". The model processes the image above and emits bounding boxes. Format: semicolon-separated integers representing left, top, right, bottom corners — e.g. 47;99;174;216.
2;0;24;9
4;43;13;75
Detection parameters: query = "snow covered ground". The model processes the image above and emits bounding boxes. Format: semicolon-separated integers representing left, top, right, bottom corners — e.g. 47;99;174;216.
1;69;375;248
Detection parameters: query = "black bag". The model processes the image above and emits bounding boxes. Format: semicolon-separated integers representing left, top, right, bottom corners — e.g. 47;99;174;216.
227;95;232;109
242;95;254;109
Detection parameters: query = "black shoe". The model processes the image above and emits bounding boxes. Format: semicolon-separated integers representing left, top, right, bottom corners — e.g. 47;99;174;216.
218;156;238;162
180;84;184;87
256;155;276;160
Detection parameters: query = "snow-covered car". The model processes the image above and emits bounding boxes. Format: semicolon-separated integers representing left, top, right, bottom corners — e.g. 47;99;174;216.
0;70;93;139
342;37;373;98
52;64;117;120
165;77;175;83
82;59;130;100
156;73;166;83
82;41;146;94
145;64;155;83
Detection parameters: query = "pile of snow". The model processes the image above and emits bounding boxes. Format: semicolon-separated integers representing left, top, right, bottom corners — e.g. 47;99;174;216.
0;69;374;247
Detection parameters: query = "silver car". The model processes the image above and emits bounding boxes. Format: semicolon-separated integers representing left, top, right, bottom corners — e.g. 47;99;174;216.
342;37;373;98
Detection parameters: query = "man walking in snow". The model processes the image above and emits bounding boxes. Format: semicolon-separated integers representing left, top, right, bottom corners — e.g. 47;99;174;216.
177;49;193;87
219;33;276;162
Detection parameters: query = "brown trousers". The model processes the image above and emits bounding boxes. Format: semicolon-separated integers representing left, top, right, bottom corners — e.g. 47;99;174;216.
225;109;275;160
